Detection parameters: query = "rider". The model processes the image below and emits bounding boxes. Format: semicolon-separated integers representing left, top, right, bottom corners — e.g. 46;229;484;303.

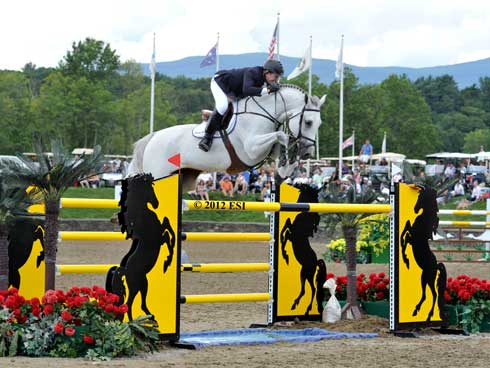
198;59;284;152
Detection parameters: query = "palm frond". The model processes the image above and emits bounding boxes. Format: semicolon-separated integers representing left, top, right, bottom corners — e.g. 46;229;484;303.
15;140;103;201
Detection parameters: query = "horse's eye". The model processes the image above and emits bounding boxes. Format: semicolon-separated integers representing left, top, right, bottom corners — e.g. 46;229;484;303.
305;120;313;127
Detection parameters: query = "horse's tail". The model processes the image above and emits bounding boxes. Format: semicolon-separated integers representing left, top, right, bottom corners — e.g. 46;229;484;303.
437;262;448;322
106;266;127;320
315;259;327;315
128;133;154;176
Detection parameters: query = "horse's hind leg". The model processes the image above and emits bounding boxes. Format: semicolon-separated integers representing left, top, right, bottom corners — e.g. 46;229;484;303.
125;288;138;321
139;278;154;320
292;274;306;310
305;275;316;315
413;276;428;317
426;274;438;321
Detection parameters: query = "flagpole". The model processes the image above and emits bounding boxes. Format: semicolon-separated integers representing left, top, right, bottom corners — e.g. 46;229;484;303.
352;130;355;170
150;33;155;134
216;32;220;72
276;12;280;60
309;36;319;160
338;35;344;177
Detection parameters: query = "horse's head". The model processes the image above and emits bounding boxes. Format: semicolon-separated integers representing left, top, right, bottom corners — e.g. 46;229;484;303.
287;93;326;160
414;185;439;236
143;175;159;210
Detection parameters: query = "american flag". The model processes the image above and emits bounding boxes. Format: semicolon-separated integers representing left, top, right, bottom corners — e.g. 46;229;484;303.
268;21;278;60
342;135;354;150
200;42;217;68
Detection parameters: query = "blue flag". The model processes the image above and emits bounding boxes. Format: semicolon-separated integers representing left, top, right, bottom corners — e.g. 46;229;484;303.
200;43;217;68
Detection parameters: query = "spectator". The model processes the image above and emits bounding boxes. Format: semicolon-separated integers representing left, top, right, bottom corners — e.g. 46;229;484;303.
220;175;234;197
451;181;465;198
378;157;388;166
196;179;209;200
444;163;456;178
197;171;214;190
468;180;482;202
234;173;248;195
359;139;373;166
312;168;323;189
260;181;272;202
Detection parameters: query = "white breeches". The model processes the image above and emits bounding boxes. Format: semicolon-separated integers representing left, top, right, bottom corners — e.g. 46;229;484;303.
211;78;229;115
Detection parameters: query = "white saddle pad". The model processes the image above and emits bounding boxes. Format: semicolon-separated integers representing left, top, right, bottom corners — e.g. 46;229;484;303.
192;101;239;138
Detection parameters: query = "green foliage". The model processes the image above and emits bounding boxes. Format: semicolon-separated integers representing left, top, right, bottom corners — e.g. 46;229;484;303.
463;128;490;153
461;298;490;333
60;38;120;81
17;140;103;202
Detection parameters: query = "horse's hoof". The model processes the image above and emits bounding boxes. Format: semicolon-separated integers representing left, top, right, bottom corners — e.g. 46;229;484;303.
412;309;418;317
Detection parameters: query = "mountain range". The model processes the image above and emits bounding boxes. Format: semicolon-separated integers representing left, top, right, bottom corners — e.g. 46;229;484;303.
142;52;490;88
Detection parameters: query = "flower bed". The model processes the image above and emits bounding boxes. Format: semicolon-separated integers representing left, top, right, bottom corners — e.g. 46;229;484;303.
326;272;490;332
0;286;159;358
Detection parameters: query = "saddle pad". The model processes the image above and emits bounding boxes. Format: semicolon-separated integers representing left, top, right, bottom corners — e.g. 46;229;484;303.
192;101;238;139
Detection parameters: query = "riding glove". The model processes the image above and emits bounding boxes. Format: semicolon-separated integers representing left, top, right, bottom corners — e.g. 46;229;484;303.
268;82;281;93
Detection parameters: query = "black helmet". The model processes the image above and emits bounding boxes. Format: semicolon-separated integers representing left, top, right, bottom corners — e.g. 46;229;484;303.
263;59;284;76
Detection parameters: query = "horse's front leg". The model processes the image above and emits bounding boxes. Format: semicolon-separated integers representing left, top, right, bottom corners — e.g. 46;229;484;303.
401;221;412;269
243;132;288;161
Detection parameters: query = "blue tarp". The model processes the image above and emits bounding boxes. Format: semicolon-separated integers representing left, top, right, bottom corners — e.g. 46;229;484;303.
177;328;378;349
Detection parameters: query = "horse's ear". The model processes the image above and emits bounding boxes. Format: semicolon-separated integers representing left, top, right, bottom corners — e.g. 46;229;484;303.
319;94;327;107
304;94;309;104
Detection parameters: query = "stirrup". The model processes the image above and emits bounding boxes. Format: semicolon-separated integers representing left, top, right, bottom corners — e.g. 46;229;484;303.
199;137;213;152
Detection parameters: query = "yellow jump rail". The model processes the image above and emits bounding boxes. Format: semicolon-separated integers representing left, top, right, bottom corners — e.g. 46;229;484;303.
59;231;271;242
57;263;270;275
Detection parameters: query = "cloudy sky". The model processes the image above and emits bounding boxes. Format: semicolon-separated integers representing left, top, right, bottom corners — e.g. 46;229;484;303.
1;0;489;70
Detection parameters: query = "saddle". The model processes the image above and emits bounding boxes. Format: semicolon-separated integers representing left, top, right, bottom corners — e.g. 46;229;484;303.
192;101;250;173
192;102;237;139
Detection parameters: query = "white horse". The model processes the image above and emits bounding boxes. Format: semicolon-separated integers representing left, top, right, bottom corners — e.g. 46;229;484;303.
128;84;326;190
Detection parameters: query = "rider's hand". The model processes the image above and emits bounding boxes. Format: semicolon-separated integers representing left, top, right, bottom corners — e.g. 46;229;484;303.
268;82;280;93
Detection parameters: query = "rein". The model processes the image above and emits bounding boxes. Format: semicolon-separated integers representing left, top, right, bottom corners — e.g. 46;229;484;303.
223;88;320;170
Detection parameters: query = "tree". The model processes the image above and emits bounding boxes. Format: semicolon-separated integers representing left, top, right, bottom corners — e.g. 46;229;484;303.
0;71;34;154
17;140;103;291
480;77;490;113
60;38;120;81
380;75;441;157
463;129;490;153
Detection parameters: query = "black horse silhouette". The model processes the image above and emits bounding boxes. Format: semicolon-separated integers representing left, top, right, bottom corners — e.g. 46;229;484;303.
8;219;45;289
400;185;446;321
280;185;326;316
107;173;176;321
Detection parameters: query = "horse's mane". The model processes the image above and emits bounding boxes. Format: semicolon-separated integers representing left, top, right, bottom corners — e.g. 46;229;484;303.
280;84;321;106
280;84;307;95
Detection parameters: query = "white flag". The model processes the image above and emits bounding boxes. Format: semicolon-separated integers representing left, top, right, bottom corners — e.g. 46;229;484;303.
287;43;312;80
150;49;156;80
381;132;387;154
150;34;156;80
335;37;344;79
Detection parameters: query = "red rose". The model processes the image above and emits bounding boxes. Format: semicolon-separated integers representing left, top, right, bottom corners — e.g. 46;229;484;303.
83;335;95;345
61;310;73;322
54;322;64;334
32;306;41;317
43;304;54;315
104;304;114;313
64;327;76;337
119;304;128;314
81;287;91;295
376;291;385;300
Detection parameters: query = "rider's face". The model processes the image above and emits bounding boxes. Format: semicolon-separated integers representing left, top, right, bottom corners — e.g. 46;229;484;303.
265;72;280;83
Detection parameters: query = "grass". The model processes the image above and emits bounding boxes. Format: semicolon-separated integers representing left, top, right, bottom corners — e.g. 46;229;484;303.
60;187;268;222
438;197;489;222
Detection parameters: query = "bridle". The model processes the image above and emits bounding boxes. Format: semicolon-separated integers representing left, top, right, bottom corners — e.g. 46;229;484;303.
236;90;320;163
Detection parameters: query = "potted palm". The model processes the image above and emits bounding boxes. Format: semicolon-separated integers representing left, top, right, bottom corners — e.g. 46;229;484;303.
16;140;103;291
320;177;387;319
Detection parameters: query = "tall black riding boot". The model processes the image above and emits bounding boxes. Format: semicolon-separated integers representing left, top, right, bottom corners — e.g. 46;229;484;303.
198;110;223;152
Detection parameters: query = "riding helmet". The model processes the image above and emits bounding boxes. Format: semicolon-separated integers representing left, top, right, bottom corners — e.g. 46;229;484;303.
263;59;284;76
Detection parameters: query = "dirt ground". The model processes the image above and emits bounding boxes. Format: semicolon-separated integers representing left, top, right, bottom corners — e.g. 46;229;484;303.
3;239;490;367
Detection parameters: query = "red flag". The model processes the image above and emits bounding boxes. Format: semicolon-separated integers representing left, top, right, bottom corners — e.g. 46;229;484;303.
168;153;181;168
